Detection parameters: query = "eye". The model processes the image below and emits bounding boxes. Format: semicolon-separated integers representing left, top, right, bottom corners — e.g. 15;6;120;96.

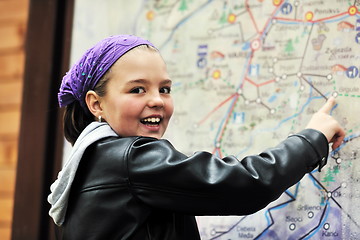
130;87;145;94
160;87;171;94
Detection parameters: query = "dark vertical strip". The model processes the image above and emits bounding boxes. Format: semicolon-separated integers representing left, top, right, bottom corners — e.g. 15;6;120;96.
11;0;74;239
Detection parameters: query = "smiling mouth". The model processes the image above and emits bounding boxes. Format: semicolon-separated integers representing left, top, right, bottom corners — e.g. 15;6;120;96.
140;117;162;126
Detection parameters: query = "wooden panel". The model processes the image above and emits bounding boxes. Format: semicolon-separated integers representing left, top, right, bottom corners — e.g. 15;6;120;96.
0;111;20;136
12;0;74;238
0;151;17;240
0;228;11;240
0;140;18;166
0;198;14;223
0;80;23;107
0;0;29;22
0;22;26;51
0;52;25;79
0;1;29;240
0;168;16;194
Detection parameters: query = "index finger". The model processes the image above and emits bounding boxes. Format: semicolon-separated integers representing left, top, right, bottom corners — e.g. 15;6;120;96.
318;96;336;114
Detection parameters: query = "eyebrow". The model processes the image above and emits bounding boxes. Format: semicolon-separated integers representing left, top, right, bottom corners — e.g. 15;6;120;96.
126;79;172;85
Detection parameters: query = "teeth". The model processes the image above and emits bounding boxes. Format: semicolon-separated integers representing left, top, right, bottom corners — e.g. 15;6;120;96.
143;117;161;123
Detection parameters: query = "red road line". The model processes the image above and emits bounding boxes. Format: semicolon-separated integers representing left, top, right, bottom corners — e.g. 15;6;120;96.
274;11;349;23
198;93;238;125
245;0;260;34
216;94;240;143
259;79;276;87
212;148;223;158
310;11;349;23
273;17;304;22
260;2;284;35
245;77;258;87
245;77;275;87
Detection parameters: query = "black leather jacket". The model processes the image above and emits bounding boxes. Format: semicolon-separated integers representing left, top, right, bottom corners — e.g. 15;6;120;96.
61;129;328;239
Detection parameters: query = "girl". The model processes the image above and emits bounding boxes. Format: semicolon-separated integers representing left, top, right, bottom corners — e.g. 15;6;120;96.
48;34;345;239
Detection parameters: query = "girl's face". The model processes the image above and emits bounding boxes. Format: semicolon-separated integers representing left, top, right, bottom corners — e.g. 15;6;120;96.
99;48;174;139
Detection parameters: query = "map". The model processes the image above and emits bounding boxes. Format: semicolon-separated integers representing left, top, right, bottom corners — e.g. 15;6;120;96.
71;0;360;239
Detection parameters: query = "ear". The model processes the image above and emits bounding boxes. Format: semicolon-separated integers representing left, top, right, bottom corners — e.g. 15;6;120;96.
85;90;102;118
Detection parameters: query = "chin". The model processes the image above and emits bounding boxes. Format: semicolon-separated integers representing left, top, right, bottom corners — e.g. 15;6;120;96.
143;132;164;139
147;134;162;139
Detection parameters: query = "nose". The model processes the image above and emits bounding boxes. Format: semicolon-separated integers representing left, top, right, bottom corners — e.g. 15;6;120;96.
147;91;164;108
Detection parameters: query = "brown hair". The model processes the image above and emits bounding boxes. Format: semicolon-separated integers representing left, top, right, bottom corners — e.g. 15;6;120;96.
62;44;158;145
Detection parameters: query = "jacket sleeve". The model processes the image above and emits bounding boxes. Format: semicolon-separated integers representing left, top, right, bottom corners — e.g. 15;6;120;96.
126;129;329;216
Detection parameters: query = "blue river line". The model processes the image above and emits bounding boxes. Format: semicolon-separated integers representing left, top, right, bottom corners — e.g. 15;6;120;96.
308;172;324;190
276;14;352;26
304;202;331;239
261;183;300;230
213;95;239;149
260;184;331;238
159;0;215;51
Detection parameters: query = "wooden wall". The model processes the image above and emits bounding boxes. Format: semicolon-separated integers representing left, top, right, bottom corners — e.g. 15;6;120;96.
0;0;29;239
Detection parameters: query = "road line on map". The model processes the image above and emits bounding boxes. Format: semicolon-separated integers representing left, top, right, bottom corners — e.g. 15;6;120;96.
302;73;328;78
273;17;303;23
273;10;350;23
311;11;349;23
198;93;237;125
309;172;328;192
299;204;329;239
294;3;299;20
209;217;247;240
245;0;259;34
256;191;296;239
329;194;360;229
300;76;328;100
259;1;283;36
258;79;276;87
216;94;240;144
209;20;243;32
299;23;314;71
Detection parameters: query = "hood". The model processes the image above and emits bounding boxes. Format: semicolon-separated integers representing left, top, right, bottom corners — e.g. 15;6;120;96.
47;122;118;226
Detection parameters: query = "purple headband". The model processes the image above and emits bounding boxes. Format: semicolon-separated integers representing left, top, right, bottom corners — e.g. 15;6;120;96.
58;34;156;110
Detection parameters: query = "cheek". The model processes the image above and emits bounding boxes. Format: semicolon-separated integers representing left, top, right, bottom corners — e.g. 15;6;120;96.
119;100;143;119
167;98;174;117
105;98;136;121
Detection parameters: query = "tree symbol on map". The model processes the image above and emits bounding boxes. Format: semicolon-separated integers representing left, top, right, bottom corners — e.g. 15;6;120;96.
284;39;294;55
322;167;336;187
179;0;188;12
219;10;227;25
219;4;229;25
